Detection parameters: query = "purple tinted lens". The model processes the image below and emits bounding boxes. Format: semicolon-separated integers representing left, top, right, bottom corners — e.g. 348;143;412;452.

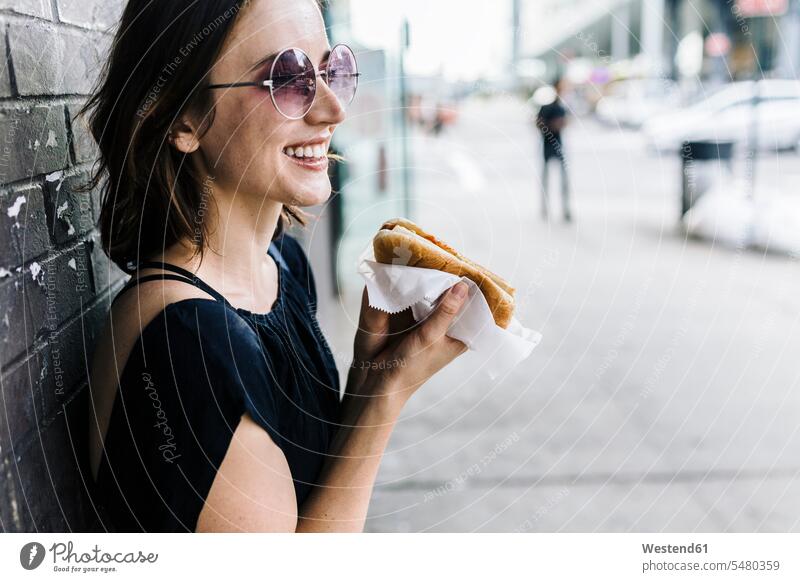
326;45;358;107
271;48;316;118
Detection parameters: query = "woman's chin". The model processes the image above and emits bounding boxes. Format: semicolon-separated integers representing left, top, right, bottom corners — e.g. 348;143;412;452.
287;184;332;208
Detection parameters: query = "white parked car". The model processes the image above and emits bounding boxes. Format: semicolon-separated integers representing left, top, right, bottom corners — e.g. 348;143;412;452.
642;80;800;152
595;78;682;128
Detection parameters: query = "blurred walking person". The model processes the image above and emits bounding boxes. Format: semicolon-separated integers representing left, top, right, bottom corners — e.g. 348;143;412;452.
535;78;572;222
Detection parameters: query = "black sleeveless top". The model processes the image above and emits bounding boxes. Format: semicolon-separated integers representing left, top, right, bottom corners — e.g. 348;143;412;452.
95;234;342;532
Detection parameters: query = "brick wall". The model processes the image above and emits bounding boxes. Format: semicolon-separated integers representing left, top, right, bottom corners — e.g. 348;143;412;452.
0;0;126;532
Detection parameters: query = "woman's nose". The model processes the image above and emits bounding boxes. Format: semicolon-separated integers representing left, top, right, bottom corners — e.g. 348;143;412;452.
306;76;346;125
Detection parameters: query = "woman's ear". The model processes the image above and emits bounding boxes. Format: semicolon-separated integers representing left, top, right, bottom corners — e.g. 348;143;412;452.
168;116;201;154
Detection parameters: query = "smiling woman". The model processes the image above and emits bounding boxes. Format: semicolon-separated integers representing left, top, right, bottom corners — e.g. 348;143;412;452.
79;0;323;271
81;0;470;533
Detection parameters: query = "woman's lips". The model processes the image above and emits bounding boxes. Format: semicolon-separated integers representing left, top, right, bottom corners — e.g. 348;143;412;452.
282;151;329;172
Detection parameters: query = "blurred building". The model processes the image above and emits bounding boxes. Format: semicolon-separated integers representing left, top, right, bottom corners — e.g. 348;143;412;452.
515;0;800;84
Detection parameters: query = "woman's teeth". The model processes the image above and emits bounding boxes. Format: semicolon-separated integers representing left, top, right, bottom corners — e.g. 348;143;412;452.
283;145;326;159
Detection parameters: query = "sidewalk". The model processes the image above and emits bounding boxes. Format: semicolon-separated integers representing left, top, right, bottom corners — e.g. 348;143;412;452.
318;95;800;532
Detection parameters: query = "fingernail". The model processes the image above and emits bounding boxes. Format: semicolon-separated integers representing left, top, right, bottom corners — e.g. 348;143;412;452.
452;282;468;299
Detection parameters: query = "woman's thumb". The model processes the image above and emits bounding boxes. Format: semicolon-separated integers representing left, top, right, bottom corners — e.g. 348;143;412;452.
420;282;469;343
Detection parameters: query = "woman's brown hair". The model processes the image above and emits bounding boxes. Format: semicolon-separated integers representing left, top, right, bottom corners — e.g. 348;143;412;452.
79;0;310;272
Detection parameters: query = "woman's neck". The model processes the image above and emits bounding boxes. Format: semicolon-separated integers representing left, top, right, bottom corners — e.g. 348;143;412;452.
204;191;283;276
153;184;285;311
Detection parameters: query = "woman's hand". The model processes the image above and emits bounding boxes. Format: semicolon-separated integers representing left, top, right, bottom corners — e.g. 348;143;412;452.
347;282;470;405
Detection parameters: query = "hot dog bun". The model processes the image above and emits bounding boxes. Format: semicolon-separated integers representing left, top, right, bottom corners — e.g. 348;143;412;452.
373;218;516;328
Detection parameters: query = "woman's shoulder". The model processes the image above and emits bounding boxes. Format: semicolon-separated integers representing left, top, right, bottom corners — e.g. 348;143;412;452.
141;297;264;360
104;281;265;388
120;297;277;415
110;277;253;344
90;283;265;476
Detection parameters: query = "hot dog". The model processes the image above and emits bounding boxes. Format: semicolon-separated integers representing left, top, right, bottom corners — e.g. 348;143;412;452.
372;218;516;328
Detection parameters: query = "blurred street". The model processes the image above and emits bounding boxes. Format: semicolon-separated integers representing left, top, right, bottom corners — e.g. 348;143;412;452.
318;95;800;532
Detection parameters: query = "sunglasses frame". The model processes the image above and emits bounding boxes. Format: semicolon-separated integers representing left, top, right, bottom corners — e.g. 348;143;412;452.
206;43;360;120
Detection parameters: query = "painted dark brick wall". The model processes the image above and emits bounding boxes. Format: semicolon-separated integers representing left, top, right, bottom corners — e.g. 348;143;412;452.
0;0;126;532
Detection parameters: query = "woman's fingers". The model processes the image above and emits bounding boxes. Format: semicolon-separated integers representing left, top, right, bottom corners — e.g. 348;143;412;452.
357;286;389;336
388;307;418;336
416;282;469;348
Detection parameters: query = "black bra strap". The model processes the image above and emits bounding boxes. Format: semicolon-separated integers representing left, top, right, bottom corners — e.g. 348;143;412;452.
113;262;229;307
136;261;202;282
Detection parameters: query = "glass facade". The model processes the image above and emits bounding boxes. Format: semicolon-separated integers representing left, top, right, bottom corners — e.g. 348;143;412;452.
317;3;409;298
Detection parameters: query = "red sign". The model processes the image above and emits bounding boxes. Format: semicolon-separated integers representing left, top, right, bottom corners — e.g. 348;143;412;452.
736;0;789;17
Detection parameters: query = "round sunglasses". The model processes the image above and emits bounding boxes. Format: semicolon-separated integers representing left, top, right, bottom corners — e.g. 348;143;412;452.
206;43;360;120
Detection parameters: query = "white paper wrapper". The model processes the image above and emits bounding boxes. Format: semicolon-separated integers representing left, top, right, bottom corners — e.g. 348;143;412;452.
357;245;542;380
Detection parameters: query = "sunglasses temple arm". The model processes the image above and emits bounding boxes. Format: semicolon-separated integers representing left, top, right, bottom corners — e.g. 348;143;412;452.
207;80;273;90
